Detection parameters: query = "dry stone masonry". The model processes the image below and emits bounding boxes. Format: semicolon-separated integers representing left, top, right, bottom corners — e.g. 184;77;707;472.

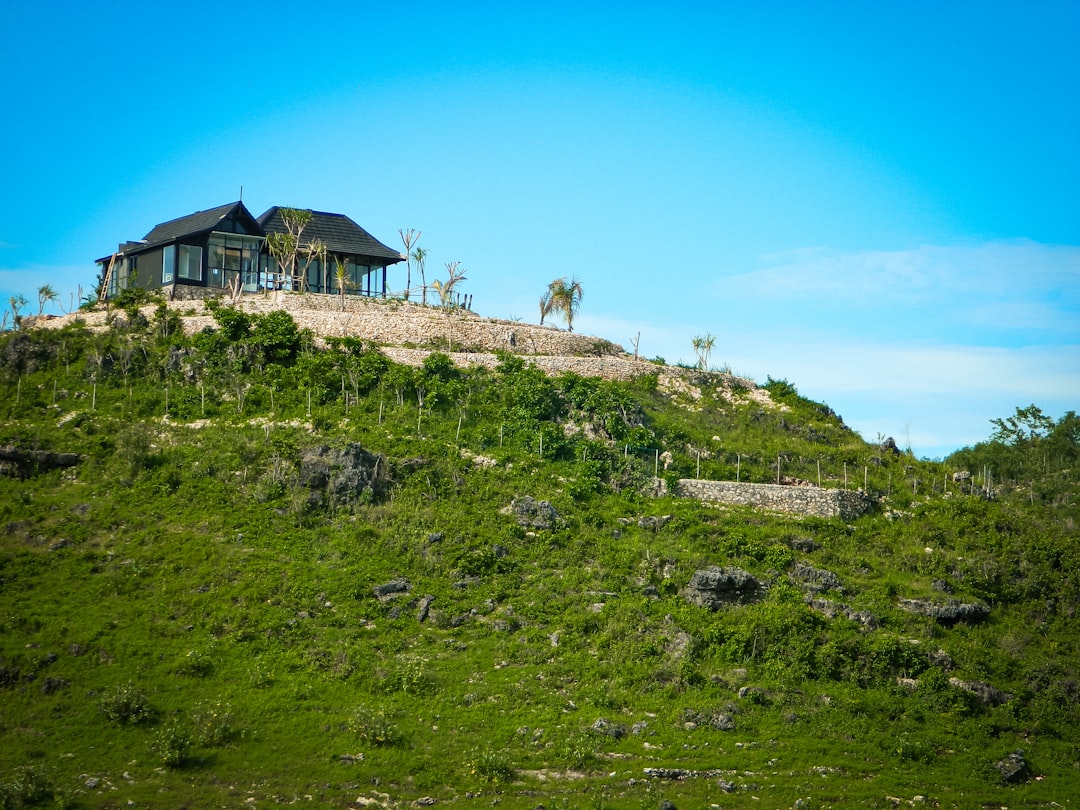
677;479;874;520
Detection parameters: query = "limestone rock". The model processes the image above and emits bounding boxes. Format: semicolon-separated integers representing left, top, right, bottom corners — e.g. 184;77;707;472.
897;598;989;625
373;579;410;601
298;443;384;505
949;677;1011;706
683;566;765;609
995;750;1030;783
509;496;559;530
789;562;843;594
806;597;878;629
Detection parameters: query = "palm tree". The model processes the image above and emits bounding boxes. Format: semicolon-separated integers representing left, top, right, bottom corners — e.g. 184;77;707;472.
432;262;467;309
692;333;715;370
334;258;354;311
399;229;420;300
37;284;58;316
539;287;554;326
544;277;584;332
9;294;27;330
411;247;429;305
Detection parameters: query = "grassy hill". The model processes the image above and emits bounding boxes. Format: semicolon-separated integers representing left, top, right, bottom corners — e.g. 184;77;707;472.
1;300;1077;809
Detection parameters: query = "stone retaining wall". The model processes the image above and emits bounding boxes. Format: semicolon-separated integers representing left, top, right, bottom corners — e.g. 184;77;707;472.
677;479;874;520
29;291;768;398
169;291;621;357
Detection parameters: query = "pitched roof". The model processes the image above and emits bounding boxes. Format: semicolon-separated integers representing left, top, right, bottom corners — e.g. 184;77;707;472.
142;201;257;246
258;207;404;264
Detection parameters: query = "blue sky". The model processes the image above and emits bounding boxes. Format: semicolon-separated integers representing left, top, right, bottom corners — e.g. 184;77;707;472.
2;1;1077;458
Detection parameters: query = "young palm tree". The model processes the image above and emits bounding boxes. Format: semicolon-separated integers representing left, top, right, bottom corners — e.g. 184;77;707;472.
411;247;429;305
544;277;584;332
399;229;420;300
432;262;467;309
692;333;716;370
37;284;58;316
334;258;354;311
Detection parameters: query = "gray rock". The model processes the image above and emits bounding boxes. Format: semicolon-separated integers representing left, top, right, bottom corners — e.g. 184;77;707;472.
789;562;843;594
683;566;765;609
897;598;989;625
298;443;384;505
949;677;1011;706
995;750;1030;783
806;597;878;629
510;496;559;529
644;768;689;780
638;515;672;531
416;595;435;623
787;536;819;552
591;717;627;739
0;445;82;478
373;579;410;600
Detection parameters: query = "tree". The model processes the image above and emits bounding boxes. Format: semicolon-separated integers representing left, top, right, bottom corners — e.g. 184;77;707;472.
543;277;583;332
432;262;467;309
990;404;1055;446
399;229;420;301
333;258;354;311
692;333;716;371
297;239;327;292
412;246;429;305
8;294;27;330
37;284;58;316
539;287;553;326
265;208;313;290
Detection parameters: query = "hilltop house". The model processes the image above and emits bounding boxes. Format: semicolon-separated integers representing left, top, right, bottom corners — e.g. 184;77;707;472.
96;201;404;300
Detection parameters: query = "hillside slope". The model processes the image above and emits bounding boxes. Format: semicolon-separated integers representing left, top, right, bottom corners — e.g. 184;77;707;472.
1;303;1077;809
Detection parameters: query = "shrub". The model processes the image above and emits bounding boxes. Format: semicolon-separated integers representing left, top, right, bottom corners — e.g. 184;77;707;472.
151;721;192;768
348;705;403;746
467;746;515;783
100;683;155;726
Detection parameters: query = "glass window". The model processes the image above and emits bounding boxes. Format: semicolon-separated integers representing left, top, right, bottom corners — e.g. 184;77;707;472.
162;245;175;284
179;245;202;281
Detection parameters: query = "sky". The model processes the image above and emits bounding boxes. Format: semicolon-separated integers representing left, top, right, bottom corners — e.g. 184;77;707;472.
1;0;1077;459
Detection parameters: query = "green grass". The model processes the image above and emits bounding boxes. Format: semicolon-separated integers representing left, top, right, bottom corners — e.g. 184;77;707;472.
0;314;1077;808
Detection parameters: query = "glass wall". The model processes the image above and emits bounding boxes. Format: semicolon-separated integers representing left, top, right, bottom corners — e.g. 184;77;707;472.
162;245;175;284
179;245;202;281
208;233;263;290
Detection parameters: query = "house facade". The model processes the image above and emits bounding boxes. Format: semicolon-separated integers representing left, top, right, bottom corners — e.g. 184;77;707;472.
97;201;404;300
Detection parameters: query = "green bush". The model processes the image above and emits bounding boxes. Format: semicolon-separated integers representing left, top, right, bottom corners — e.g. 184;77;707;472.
99;683;155;726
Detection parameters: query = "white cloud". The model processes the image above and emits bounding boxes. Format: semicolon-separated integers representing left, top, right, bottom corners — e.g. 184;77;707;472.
723;239;1080;310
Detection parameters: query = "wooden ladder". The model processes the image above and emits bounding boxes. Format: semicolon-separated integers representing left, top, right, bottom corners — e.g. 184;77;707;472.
98;253;119;303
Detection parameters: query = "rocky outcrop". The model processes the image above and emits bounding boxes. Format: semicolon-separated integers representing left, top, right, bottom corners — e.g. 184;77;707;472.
948;677;1011;706
789;562;844;594
897;598;989;625
995;750;1030;783
805;597;878;629
298;443;384;506
508;497;559;530
0;446;81;479
683;567;766;609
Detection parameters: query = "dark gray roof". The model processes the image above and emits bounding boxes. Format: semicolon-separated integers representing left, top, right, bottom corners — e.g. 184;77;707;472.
143;201;256;246
258;207;404;264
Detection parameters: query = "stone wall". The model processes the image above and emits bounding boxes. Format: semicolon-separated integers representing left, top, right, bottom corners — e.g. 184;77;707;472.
37;291;620;357
29;291;767;398
677;479;874;520
196;292;621;357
